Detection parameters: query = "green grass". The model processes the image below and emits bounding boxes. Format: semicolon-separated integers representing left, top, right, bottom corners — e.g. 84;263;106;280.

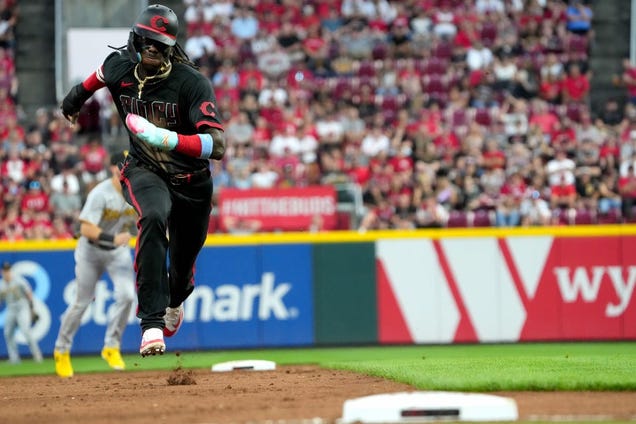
2;342;636;392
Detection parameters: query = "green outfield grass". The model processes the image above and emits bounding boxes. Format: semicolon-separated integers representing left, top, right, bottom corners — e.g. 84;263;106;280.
2;342;636;392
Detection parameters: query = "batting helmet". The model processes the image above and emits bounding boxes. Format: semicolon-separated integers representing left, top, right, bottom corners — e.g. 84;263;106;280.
127;4;178;62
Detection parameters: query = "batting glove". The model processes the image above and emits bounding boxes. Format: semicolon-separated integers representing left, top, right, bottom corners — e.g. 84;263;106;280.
125;113;178;151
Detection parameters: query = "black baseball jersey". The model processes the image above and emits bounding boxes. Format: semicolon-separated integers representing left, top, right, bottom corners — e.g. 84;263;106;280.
98;51;224;175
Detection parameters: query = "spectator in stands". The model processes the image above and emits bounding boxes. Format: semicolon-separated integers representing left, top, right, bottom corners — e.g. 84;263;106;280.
269;123;301;158
276;20;305;62
546;148;576;188
20;180;49;214
50;215;74;240
500;98;529;143
50;160;80;198
390;191;416;230
49;180;81;225
230;6;259;41
78;136;107;187
204;0;234;25
2;0;613;232
30;210;52;240
184;25;218;68
618;165;636;221
496;171;525;227
250;159;279;189
413;193;449;229
492;53;518;94
238;57;264;93
538;72;562;104
361;122;390;159
540;52;565;80
561;62;590;104
225;110;254;146
520;189;552;227
597;172;622;216
431;2;458;40
358;196;395;232
598;132;620;173
620;151;636;178
0;147;24;184
466;39;494;72
620;59;636;105
597;97;624;127
565;0;593;36
529;99;560;142
511;56;539;100
0;0;17;50
296;121;319;163
434;169;461;212
339;20;377;60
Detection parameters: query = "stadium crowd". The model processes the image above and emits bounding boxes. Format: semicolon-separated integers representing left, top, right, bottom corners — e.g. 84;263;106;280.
2;0;636;239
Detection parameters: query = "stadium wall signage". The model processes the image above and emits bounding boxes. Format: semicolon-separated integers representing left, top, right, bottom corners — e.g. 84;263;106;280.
1;226;634;356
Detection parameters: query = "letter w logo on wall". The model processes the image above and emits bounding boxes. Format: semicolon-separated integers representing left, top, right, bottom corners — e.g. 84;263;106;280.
554;266;636;317
554;266;605;302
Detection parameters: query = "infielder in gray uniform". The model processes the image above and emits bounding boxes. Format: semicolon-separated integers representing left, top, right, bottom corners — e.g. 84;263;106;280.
0;261;43;364
54;152;137;378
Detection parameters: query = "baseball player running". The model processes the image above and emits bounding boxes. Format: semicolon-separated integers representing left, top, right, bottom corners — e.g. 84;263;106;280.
0;261;43;364
54;152;137;378
60;4;226;357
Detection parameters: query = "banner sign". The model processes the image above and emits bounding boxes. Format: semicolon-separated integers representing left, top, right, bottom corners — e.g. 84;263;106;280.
218;186;337;232
377;236;636;344
0;244;314;357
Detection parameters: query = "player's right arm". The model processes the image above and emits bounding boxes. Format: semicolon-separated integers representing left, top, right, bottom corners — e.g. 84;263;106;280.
79;220;131;249
61;69;106;124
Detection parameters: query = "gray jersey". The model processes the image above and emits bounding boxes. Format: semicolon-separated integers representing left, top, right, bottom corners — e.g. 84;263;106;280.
79;178;137;239
1;272;42;363
0;275;31;311
55;177;137;354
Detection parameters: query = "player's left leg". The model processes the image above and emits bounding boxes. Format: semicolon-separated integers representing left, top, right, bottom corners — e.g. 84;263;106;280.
15;306;42;362
166;178;213;315
102;249;136;369
104;249;136;348
3;311;20;364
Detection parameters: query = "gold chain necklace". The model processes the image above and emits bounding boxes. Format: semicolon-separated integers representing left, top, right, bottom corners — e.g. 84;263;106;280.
133;62;172;99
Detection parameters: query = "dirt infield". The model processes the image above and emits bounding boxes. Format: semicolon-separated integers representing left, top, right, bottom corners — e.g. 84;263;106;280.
1;365;635;424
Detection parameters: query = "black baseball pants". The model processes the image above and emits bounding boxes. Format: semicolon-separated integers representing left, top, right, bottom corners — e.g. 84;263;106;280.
121;157;212;331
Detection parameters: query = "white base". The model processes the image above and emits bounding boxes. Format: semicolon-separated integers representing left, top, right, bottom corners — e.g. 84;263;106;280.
340;391;518;423
211;359;276;372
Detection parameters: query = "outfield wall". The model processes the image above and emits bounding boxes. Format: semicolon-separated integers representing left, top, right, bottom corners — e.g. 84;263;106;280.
1;225;635;356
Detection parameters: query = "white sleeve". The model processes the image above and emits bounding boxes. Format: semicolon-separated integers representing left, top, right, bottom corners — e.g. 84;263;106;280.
78;186;105;226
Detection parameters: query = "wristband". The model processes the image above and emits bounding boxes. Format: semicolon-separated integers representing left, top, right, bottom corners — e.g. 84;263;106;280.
175;133;214;159
98;232;115;244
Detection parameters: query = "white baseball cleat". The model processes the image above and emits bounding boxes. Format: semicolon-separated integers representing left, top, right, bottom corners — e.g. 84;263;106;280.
163;305;184;337
139;328;165;357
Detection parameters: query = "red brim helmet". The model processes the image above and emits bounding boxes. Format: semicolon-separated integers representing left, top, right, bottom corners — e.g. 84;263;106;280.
132;4;178;46
128;4;178;62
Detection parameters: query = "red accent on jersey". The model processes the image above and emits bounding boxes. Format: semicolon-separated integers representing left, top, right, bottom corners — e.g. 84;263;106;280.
82;70;106;92
196;121;224;131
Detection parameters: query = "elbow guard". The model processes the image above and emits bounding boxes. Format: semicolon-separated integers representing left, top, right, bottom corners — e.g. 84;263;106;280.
61;83;92;118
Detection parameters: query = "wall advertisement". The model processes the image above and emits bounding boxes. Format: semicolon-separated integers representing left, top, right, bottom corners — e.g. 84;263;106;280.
0;244;314;356
2;230;635;357
377;236;636;344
